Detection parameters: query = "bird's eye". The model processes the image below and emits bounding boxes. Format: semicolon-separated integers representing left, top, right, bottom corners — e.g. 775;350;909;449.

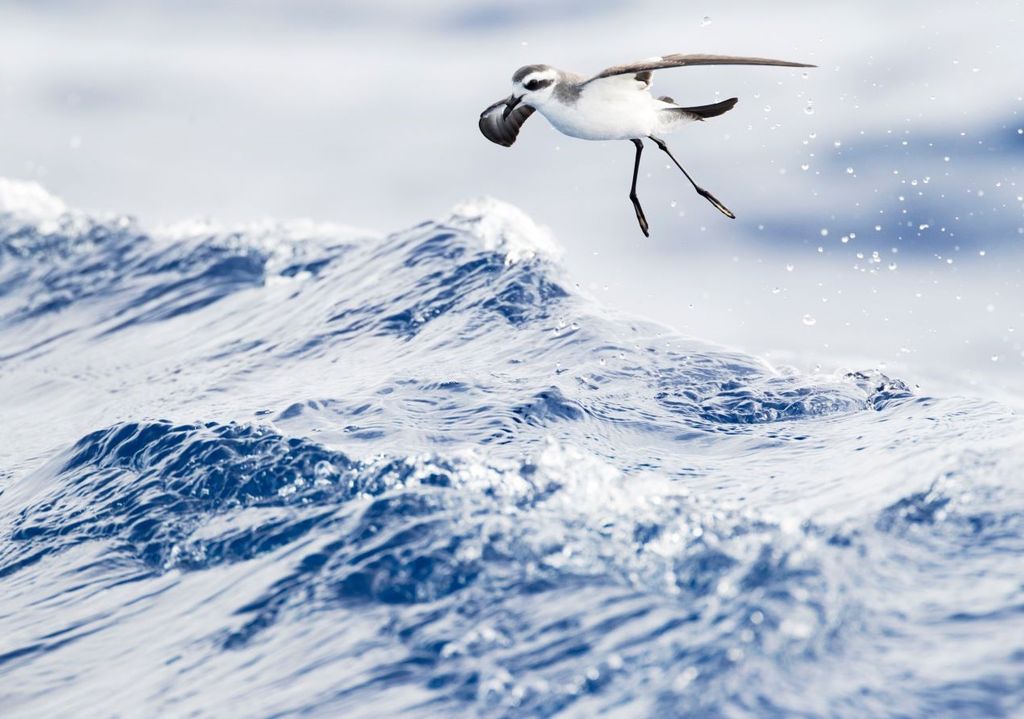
524;79;545;91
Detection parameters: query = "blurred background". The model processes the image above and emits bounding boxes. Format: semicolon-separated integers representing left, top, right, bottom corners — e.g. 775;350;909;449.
1;0;1021;403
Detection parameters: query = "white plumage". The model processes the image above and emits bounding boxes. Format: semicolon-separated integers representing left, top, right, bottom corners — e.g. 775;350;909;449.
538;75;680;141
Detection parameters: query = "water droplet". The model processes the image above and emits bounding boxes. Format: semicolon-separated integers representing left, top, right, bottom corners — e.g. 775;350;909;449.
800;163;810;171
846;167;854;174
819;228;829;237
874;224;882;232
675;666;700;689
802;314;817;326
833;140;842;148
979;250;986;256
809;131;817;139
701;15;712;26
841;235;849;244
991;355;1000;362
785;263;794;272
888;262;897;270
771;287;781;294
763;104;772;113
804;102;815;115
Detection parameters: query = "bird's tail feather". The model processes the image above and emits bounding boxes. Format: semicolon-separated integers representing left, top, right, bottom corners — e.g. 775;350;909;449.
660;97;739;122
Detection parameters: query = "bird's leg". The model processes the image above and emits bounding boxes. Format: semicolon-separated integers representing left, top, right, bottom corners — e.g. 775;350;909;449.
629;138;650;237
648;136;736;219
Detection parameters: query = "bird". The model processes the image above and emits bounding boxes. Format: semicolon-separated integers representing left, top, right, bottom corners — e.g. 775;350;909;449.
479;53;815;236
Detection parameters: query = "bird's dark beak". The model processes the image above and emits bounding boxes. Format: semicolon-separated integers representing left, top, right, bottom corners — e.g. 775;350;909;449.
502;94;523;120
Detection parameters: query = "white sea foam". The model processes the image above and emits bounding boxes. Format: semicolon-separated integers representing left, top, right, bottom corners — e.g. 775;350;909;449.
0;178;68;222
449;196;562;265
156;217;374;244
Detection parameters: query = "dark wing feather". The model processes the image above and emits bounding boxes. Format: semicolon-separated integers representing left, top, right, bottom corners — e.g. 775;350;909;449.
478;96;535;147
587;53;815;83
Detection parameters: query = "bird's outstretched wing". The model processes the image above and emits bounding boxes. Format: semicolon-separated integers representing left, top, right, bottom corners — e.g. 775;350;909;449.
479;96;535;147
585;53;815;84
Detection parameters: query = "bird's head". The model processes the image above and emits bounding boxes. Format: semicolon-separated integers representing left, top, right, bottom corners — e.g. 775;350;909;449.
504;64;558;117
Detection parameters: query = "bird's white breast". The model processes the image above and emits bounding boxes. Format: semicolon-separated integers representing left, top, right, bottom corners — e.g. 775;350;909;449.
536;79;660;141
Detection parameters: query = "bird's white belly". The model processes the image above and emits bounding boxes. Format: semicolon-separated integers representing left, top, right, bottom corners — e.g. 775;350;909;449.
538;89;659;141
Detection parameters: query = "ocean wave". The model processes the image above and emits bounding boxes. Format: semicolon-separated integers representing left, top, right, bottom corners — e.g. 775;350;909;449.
1;180;1021;718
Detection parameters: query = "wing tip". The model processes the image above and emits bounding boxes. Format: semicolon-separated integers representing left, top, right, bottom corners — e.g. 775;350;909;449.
479;119;515;147
478;103;535;147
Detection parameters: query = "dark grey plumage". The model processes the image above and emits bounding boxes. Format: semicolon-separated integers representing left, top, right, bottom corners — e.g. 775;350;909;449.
552;75;583;104
478;96;535;147
586;53;816;84
512;64;551;84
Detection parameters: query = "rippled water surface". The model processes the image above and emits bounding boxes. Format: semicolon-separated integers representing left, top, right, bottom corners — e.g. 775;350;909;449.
1;184;1022;718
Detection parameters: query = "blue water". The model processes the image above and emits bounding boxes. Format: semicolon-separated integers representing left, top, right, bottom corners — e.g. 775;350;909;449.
1;191;1022;718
